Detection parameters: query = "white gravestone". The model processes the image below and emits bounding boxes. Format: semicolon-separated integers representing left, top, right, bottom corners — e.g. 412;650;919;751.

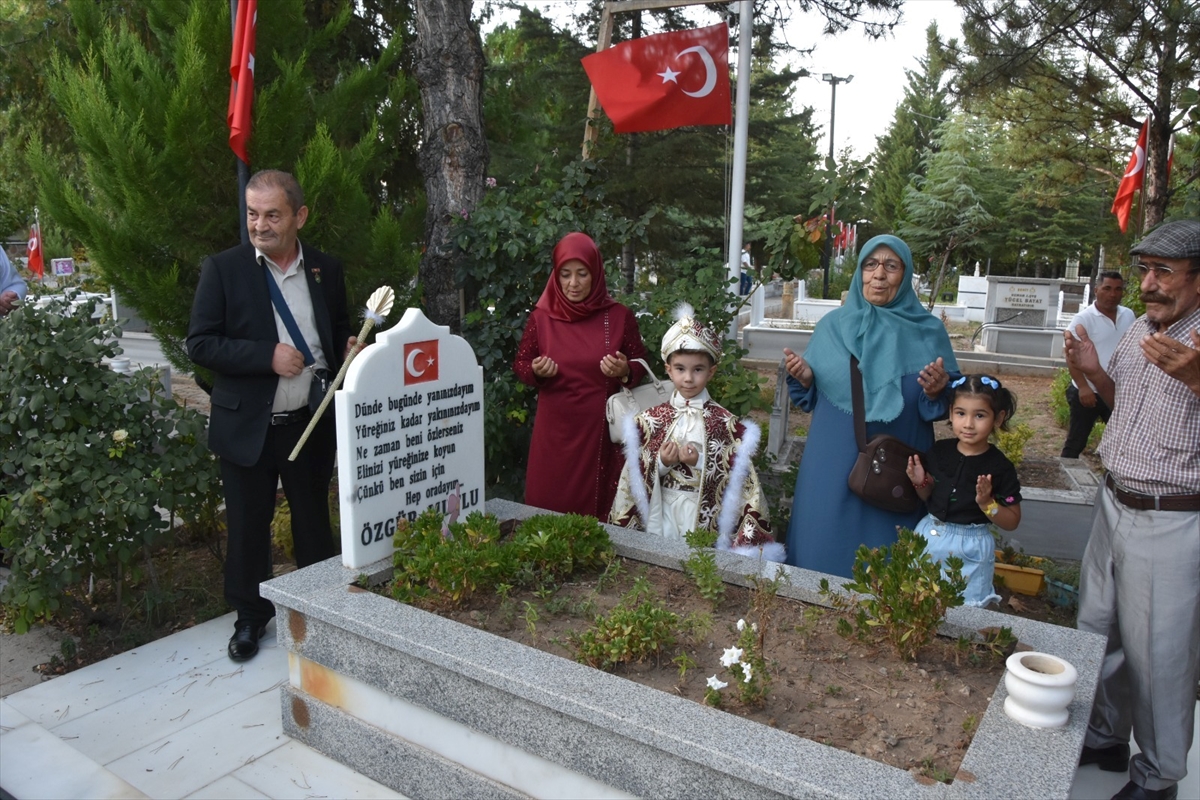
335;308;485;569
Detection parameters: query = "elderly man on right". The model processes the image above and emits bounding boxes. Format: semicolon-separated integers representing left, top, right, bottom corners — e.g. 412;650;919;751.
1063;218;1200;800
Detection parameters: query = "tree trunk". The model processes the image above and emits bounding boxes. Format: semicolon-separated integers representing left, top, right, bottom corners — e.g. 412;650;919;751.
1142;10;1181;232
415;0;489;332
927;249;952;312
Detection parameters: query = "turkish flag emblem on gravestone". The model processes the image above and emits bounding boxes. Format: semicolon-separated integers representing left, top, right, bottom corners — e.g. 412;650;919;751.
582;23;732;134
403;339;439;385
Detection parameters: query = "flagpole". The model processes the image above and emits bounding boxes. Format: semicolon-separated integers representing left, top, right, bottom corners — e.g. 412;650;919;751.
725;0;752;343
231;0;249;245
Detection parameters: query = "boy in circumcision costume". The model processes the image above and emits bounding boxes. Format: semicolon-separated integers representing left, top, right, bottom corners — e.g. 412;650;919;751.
610;306;784;562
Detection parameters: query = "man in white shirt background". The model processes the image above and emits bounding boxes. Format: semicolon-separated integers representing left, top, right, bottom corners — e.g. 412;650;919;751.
1061;271;1134;458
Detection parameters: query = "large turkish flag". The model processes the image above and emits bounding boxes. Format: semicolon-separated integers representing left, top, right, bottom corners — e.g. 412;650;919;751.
227;0;257;163
1111;120;1147;235
582;23;732;134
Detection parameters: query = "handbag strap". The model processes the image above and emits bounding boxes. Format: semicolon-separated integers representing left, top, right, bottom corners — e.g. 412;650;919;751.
266;269;315;367
626;357;666;391
850;355;868;453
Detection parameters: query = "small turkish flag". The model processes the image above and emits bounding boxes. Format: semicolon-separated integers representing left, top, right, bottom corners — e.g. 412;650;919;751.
582;23;732;134
1111;120;1147;234
227;0;257;163
27;223;44;279
403;340;439;385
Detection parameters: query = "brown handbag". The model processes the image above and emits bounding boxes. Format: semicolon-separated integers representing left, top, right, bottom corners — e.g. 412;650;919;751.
846;356;924;514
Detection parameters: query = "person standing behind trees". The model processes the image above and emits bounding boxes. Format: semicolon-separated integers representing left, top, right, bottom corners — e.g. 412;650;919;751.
187;170;355;664
1064;219;1200;800
1061;271;1133;458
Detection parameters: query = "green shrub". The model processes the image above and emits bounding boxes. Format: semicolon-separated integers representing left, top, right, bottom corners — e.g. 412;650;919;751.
390;510;613;608
681;528;724;606
821;528;966;661
1050;368;1072;427
570;579;681;670
995;422;1035;468
0;294;220;633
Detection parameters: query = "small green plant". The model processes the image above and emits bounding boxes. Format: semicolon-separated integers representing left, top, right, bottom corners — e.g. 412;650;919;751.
994;422;1035;468
962;713;979;734
920;757;953;784
820;528;967;661
595;558;626;592
1050;368;1072;427
681;545;725;607
673;651;697;679
825;684;843;697
522;601;540;641
569;584;681;671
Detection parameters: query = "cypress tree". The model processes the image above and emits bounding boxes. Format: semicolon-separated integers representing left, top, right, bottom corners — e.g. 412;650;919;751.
27;0;421;374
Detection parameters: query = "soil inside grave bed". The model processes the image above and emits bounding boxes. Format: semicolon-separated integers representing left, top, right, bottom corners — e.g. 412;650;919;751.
397;556;1007;783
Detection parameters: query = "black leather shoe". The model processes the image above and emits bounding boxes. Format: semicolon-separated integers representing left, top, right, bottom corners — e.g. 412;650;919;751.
228;620;267;662
1080;743;1131;772
1112;780;1178;800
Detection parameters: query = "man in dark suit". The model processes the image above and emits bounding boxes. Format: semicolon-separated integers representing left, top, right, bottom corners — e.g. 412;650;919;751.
188;170;354;662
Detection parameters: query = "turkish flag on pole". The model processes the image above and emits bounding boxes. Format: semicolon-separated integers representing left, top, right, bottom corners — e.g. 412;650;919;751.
1111;119;1147;234
582;23;732;134
27;223;44;279
227;0;257;163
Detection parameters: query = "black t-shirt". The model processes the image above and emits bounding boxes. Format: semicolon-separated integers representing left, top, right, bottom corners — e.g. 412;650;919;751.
924;439;1022;524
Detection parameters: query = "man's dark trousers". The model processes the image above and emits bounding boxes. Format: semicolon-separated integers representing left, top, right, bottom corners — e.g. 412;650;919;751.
1061;383;1112;458
220;414;337;624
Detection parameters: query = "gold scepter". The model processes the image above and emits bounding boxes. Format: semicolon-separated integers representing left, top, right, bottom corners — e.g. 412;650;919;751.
289;285;395;461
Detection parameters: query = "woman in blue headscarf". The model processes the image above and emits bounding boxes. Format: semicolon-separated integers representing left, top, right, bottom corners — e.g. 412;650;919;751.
782;235;959;577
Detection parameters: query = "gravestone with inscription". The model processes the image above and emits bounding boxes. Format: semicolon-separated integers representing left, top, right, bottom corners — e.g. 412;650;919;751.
335;308;485;569
981;277;1068;357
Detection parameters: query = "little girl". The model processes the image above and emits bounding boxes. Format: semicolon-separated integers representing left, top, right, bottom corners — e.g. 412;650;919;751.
905;375;1023;607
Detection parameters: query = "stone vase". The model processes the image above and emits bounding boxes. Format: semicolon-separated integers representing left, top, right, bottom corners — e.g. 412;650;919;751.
1004;651;1078;729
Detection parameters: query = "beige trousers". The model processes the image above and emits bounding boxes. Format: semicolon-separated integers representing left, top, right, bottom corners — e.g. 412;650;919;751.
1078;485;1200;791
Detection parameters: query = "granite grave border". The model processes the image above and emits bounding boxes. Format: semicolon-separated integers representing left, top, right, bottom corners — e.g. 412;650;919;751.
261;498;1104;799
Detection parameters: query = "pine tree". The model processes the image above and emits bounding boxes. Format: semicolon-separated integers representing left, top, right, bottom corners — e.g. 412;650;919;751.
950;0;1199;231
899;116;996;306
26;0;421;373
869;23;953;233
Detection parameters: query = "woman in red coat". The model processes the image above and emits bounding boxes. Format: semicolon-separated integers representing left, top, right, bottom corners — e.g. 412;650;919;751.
514;233;649;518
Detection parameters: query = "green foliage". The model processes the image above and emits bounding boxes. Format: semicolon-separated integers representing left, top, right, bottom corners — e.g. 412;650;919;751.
870;24;953;233
389;510;613;608
27;0;421;376
570;583;681;671
0;294;220;633
681;530;724;607
453;159;653;497
1050;368;1071;427
994;422;1034;469
821;528;967;661
899;115;996;303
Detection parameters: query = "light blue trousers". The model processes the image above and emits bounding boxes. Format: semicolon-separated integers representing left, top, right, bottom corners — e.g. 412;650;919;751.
914;514;1001;608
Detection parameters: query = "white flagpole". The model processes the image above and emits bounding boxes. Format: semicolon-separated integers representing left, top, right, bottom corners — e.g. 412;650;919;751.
726;0;752;343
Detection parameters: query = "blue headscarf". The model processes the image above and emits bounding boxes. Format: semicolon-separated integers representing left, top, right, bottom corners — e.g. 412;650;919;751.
803;235;959;422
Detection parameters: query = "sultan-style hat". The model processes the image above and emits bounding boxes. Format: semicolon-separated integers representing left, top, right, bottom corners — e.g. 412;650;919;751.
661;303;722;363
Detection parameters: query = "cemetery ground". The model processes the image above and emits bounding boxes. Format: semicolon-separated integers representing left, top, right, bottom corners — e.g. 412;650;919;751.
3;368;1083;684
420;556;1006;784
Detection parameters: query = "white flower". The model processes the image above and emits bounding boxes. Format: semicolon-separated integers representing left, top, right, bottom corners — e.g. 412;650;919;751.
736;618;746;631
707;675;728;691
719;646;743;668
751;622;759;633
741;661;753;682
112;429;128;444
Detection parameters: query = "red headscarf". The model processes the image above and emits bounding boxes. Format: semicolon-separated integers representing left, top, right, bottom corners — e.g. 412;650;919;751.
534;232;618;322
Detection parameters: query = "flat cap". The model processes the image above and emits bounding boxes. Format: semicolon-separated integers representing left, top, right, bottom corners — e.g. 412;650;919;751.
1129;219;1200;260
